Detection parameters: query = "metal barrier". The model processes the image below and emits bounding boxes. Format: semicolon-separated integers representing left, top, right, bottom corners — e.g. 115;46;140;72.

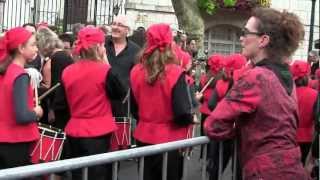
0;136;240;180
0;136;211;180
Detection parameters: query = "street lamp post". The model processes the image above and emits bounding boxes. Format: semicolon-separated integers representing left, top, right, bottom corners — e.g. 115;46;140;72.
308;0;317;53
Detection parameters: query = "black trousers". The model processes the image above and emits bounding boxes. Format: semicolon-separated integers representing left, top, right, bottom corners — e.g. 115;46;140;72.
200;114;208;159
68;135;112;180
0;142;31;169
200;114;208;136
207;140;233;180
111;100;129;119
299;143;311;165
137;141;183;180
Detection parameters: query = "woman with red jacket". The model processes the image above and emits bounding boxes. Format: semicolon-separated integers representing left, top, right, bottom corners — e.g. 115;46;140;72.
204;8;309;179
290;61;319;164
62;27;126;180
0;27;43;169
130;23;193;180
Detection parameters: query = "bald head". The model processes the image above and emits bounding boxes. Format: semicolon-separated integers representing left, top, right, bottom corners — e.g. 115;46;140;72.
113;15;130;29
111;15;130;40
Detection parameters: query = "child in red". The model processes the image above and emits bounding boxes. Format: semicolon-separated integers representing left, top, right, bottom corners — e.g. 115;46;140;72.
0;27;43;169
206;53;246;180
130;23;193;180
290;61;319;164
62;27;126;180
198;54;224;133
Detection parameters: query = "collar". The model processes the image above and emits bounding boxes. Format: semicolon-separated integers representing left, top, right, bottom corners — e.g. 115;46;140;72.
255;59;293;95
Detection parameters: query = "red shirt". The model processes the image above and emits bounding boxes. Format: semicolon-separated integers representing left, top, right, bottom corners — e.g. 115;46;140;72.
62;60;117;137
296;86;317;143
130;64;189;144
0;63;39;143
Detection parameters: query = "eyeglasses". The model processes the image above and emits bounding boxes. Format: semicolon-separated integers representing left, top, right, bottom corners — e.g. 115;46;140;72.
240;28;264;37
111;22;128;28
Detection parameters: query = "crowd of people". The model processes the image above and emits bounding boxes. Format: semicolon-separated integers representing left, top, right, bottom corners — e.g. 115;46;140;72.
0;7;319;180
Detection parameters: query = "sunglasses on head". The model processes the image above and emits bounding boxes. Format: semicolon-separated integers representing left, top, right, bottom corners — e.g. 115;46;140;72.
240;28;264;37
111;22;128;28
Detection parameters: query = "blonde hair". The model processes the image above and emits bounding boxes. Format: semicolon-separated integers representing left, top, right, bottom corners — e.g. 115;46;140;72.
78;45;101;61
36;27;64;57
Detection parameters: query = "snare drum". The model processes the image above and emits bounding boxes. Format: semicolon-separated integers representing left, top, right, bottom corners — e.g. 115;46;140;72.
186;125;195;139
30;123;66;163
110;117;131;151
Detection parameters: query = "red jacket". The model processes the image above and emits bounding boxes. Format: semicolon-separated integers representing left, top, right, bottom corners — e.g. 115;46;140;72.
199;75;214;115
296;86;317;143
130;64;189;144
0;63;39;143
205;66;309;179
62;60;117;138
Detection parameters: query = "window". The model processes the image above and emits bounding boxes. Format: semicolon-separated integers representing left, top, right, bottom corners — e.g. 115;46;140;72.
204;25;242;55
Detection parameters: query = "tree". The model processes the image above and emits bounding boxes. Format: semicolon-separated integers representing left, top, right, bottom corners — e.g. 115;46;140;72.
171;0;271;52
171;0;205;51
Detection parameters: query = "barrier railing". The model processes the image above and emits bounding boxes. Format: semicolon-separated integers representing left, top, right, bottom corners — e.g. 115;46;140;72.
0;136;212;180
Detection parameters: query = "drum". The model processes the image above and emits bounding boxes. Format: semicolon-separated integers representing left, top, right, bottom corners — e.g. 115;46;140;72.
30;123;66;163
186;124;195;139
110;117;131;151
182;125;196;158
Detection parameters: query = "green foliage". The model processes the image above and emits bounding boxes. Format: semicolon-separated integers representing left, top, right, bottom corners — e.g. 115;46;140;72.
197;0;271;15
223;0;236;7
197;0;217;15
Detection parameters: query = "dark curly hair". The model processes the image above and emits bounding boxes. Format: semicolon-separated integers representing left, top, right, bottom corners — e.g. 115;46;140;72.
252;8;305;61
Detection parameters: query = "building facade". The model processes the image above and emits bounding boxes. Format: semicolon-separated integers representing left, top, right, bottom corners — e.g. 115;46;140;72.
125;0;319;60
0;0;318;59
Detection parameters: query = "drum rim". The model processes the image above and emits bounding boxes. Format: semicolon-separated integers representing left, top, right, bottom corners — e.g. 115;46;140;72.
38;123;63;133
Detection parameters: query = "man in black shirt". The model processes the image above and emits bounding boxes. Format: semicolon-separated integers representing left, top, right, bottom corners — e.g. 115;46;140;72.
105;15;140;119
308;50;319;78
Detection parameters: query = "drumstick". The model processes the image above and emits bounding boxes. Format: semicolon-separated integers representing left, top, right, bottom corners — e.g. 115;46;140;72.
35;85;39;106
122;89;130;104
39;83;61;101
200;77;215;94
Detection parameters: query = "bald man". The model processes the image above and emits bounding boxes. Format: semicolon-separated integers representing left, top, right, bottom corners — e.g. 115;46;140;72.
105;15;140;122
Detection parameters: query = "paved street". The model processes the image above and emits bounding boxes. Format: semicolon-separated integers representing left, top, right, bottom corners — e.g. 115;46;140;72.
119;146;233;180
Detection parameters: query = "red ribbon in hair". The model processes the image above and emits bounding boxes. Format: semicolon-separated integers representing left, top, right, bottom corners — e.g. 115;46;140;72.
143;24;172;59
36;21;49;29
290;60;311;80
0;27;32;63
207;54;225;75
73;27;105;55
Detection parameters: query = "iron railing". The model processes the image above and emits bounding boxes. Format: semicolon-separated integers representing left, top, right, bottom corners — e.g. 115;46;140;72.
0;136;241;180
0;137;211;180
0;0;125;32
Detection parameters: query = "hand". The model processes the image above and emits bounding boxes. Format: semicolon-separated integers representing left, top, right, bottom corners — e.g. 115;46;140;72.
48;109;55;123
195;92;203;101
103;53;109;65
33;106;43;119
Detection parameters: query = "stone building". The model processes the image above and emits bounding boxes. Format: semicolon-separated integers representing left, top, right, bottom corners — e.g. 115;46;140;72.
125;0;319;59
